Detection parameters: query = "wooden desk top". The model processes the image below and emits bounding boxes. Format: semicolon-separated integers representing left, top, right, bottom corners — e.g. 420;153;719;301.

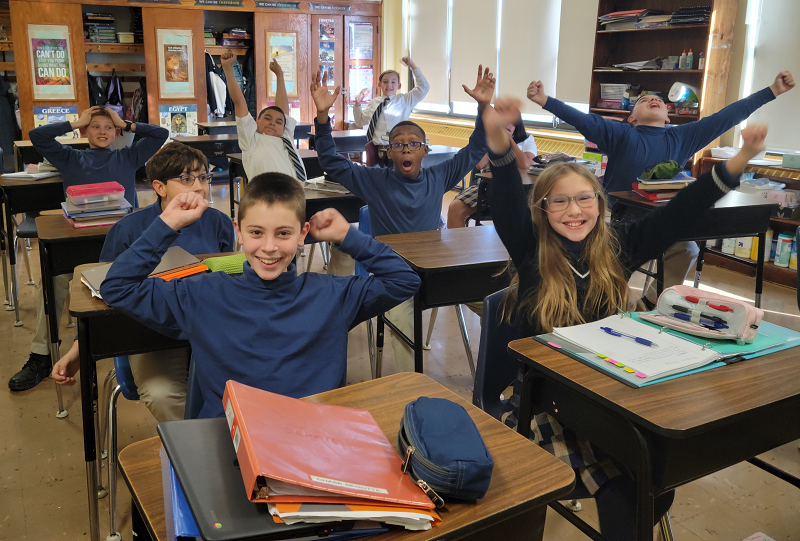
174;134;238;142
15;138;89;148
509;338;800;436
196;120;236;128
609;190;779;210
377;226;509;272
0;175;63;188
35;214;112;241
303;188;356;201
119;373;574;541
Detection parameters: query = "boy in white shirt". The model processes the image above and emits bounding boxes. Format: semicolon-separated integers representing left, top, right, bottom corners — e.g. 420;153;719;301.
353;57;429;166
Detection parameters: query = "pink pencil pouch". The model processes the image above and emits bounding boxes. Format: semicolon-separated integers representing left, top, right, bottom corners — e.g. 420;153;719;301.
639;285;763;344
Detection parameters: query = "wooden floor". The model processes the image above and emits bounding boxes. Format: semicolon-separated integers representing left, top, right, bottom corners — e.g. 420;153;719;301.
0;183;798;541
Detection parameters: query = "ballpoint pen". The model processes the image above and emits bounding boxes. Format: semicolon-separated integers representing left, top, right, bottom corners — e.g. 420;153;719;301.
600;326;659;347
671;312;728;329
670;304;728;324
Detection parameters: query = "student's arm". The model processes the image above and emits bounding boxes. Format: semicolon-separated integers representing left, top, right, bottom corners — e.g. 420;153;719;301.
99;220;132;262
100;193;209;337
673;72;793;153
125;118;170;167
221;51;250;118
28;106;99;169
482;105;537;267
269;59;290;116
402;57;430;107
309;210;420;326
528;80;624;153
620;125;768;266
217;213;237;252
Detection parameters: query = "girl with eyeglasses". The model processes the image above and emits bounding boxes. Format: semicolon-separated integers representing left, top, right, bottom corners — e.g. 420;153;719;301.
483;96;768;540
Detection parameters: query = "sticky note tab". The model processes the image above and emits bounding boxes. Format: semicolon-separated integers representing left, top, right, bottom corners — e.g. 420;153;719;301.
547;342;562;349
606;359;617;364
614;362;625;367
635;372;647;378
623;367;635;373
596;353;608;359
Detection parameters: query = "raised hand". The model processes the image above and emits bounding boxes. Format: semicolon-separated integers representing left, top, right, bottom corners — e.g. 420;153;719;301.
356;87;370;104
462;65;495;106
311;70;341;115
269;58;283;76
72;106;102;129
481;105;513;155
727;124;768;177
220;50;237;70
527;80;548;107
104;106;127;129
401;56;417;70
494;96;523;126
160;192;209;232
308;208;351;244
770;71;795;96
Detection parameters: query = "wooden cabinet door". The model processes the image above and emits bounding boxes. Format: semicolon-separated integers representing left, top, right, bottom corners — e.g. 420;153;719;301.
311;15;344;127
343;15;380;130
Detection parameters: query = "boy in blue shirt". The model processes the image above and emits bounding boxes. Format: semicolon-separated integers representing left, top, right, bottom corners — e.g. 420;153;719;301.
51;142;235;421
310;66;493;371
526;70;795;306
98;174;419;418
8;107;168;392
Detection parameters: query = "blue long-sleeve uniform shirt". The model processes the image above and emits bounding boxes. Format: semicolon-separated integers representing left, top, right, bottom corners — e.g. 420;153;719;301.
99;198;236;262
29;121;169;207
315;116;488;236
100;218;420;418
543;87;776;194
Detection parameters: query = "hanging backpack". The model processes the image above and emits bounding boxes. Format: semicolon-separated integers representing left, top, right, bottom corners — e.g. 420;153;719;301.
129;86;143;123
136;77;149;124
105;69;126;118
88;74;107;107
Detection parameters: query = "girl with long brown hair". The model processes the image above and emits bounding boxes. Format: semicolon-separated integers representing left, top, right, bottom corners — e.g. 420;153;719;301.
483;96;767;540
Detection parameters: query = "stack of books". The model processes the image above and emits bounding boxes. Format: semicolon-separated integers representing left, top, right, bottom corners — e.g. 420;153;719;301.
632;172;695;201
61;182;132;228
598;9;663;31
84;13;116;43
204;26;216;47
129;7;144;44
670;6;712;25
228;28;248;38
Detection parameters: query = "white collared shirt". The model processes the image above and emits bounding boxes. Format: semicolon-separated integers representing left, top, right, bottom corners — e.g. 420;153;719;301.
236;113;305;181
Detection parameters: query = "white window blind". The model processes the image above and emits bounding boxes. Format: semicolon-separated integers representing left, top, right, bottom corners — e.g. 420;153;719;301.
450;0;498;116
408;0;450;112
555;0;597;107
498;0;561;118
746;0;800;151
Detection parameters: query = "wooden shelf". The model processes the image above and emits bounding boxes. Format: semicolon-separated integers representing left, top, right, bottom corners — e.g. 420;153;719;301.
206;46;248;55
597;23;709;34
0;62;14;71
593;69;704;74
84;43;144;54
222;33;250;39
0;41;12;52
703;252;797;288
87;63;145;72
590;107;699;118
770;217;800;228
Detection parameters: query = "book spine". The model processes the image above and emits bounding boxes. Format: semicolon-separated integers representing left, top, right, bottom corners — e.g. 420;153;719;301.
222;382;260;501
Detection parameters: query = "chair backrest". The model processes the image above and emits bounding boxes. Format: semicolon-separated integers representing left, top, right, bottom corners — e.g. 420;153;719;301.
355;205;370;278
113;356;140;401
472;287;523;420
184;356;203;420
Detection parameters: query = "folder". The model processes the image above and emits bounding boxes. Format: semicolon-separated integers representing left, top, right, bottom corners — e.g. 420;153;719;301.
222;380;436;510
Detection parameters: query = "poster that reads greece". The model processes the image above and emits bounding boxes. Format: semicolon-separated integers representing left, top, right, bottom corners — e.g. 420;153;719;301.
28;25;75;100
159;104;198;138
33;106;80;139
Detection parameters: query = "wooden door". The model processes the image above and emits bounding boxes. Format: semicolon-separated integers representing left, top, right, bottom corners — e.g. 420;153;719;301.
343;15;380;130
311;15;344;127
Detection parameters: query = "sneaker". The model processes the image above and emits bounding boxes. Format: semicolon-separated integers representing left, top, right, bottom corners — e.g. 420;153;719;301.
8;353;51;391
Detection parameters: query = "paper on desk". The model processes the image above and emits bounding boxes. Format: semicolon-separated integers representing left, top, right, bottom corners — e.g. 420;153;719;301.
1;171;60;180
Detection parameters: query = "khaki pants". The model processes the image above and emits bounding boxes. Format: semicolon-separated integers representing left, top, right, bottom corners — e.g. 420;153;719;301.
30;275;71;356
129;347;191;422
642;241;700;303
386;297;415;373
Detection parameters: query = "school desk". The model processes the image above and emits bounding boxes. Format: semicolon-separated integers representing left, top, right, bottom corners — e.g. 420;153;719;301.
14;138;90;171
118;372;576;541
376;226;510;373
196;120;237;135
70;256;230;541
175;134;241;160
308;128;368;153
0;175;65;324
508;337;800;541
609;190;778;307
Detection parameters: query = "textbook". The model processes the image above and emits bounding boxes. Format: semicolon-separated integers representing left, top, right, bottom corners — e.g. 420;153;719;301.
222;381;437;519
631;186;678;201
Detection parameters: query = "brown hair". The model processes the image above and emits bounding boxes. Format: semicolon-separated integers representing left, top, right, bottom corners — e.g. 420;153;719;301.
238;173;305;224
146;142;208;183
379;70;400;84
503;163;630;332
89;108;113;121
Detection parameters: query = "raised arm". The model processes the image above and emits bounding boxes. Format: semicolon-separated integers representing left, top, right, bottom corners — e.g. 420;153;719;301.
402;57;430;107
308;209;420;326
221;51;249;118
352;88;371;128
269;58;290;116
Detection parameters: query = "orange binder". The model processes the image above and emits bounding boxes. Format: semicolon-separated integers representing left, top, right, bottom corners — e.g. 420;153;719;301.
222;380;435;510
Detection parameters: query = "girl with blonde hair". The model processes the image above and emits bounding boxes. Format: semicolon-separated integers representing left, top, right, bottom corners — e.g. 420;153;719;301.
483;96;767;540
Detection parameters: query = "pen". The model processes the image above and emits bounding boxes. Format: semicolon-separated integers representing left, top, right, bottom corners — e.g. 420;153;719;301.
600;326;659;347
685;296;734;312
671;312;728;329
670;305;727;324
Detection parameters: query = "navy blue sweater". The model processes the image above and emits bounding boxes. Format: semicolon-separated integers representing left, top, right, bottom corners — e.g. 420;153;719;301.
315;117;487;236
29;121;169;207
100;198;236;262
543;87;776;194
100;218;420;418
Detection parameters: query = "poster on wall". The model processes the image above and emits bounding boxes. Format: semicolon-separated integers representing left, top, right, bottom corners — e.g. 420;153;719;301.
319;65;334;82
349;22;373;60
28;25;75;100
319;41;335;63
33;106;80;139
157;28;194;99
159;104;198;138
348;64;373;103
268;32;298;97
319;19;335;40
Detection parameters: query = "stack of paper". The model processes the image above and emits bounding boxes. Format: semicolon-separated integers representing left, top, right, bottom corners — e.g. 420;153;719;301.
61;199;132;228
1;171;60;181
599;9;663;30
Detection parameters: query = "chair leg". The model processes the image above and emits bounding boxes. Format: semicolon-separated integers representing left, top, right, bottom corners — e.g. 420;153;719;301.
566;499;582;512
99;369;117;461
454;305;476;379
9;262;21;326
25;238;32;251
1;245;11;309
321;242;330;270
16;237;34;285
375;315;385;379
107;385;122;541
423;308;438;350
306;244;316;270
640;259;656;300
659;511;674;541
366;318;378;378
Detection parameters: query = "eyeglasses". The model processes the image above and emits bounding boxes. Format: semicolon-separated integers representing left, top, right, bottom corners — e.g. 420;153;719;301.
167;173;212;186
388;141;426;153
542;191;599;212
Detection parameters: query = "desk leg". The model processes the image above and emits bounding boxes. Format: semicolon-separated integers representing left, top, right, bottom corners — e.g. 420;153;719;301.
78;319;101;541
755;232;765;308
693;241;706;288
39;242;68;418
656;253;665;298
629;420;655;541
414;291;424;373
3;195;21;323
228;164;235;220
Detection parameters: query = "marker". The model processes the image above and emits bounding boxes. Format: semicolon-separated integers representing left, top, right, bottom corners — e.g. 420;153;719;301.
600;326;659;347
685;296;734;312
671;312;728;329
670;304;727;324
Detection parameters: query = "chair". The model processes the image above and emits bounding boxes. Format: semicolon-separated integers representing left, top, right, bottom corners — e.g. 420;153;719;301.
466;180;493;226
471;287;673;540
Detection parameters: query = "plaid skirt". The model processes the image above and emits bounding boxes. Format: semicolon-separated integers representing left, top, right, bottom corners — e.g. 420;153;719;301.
454;183;480;208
